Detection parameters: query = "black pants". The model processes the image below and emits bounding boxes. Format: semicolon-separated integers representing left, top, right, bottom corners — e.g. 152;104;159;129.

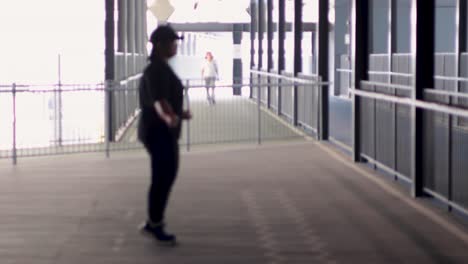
144;135;179;224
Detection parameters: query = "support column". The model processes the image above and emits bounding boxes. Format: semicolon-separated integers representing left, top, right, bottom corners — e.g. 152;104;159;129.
267;0;274;69
267;0;273;106
455;1;466;90
411;0;435;197
278;0;286;114
450;0;468;205
318;0;329;140
118;0;128;82
140;0;146;54
312;32;316;73
189;33;193;56
135;0;141;55
389;0;398;177
388;0;397;75
278;0;285;72
293;0;303;126
180;32;185;55
127;0;135;75
185;33;190;56
250;0;258;69
105;0;115;141
118;0;127;54
193;34;197;56
351;0;370;162
250;0;258;99
258;0;265;69
142;0;148;55
233;25;243;95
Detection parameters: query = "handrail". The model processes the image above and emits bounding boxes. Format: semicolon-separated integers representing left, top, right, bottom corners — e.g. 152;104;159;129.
339;69;468;83
0;86;106;93
424;89;468;99
250;69;330;86
336;68;352;73
433;75;468;82
361;81;413;91
0;81;317;93
119;73;143;85
0;83;104;88
185;83;288;89
368;71;413;78
350;88;468;118
297;72;320;79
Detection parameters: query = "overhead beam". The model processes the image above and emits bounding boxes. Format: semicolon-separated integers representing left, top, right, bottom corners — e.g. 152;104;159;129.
169;22;316;32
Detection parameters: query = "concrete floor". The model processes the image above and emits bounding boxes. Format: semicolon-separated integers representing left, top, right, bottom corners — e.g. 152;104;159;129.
1;141;468;263
122;96;305;145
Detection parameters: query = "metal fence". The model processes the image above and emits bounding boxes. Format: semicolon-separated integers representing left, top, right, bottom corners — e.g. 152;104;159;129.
352;80;468;216
250;69;324;138
333;52;468;215
0;73;326;163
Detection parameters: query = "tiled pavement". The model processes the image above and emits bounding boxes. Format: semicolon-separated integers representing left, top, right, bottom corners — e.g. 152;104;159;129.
122;96;304;145
1;142;468;263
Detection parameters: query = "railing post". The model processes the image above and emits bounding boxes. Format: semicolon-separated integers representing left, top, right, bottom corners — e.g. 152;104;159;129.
12;83;17;165
57;54;63;147
373;83;377;170
105;0;115;155
316;76;322;140
104;81;112;158
257;75;262;145
185;80;191;152
277;73;282;115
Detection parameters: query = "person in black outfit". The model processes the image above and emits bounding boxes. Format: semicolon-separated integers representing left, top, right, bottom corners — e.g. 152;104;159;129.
138;25;192;245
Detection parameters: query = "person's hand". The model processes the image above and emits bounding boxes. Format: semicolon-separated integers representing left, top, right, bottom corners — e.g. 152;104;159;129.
182;110;193;120
164;115;179;128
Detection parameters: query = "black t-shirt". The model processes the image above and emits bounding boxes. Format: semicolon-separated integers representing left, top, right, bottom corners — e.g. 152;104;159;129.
138;58;184;143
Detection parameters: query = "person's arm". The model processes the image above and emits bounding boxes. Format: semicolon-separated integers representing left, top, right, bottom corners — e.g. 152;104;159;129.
147;66;179;127
154;100;179;127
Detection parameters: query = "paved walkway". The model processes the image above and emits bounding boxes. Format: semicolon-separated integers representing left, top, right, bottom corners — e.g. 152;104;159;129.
1;142;468;263
122;96;304;145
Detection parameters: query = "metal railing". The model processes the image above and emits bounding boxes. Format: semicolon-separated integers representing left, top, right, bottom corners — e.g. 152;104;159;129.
351;79;468;216
0;73;329;164
333;58;468;215
250;69;329;139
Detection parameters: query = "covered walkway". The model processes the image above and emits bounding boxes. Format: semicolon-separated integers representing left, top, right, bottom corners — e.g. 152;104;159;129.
1;141;467;263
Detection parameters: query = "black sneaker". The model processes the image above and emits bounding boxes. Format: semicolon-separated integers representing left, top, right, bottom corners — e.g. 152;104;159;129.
139;222;177;246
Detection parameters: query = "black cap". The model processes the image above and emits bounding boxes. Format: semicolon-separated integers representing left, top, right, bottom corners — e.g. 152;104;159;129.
149;25;183;44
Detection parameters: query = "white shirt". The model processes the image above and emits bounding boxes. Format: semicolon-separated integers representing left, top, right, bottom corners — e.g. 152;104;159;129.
202;60;218;78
